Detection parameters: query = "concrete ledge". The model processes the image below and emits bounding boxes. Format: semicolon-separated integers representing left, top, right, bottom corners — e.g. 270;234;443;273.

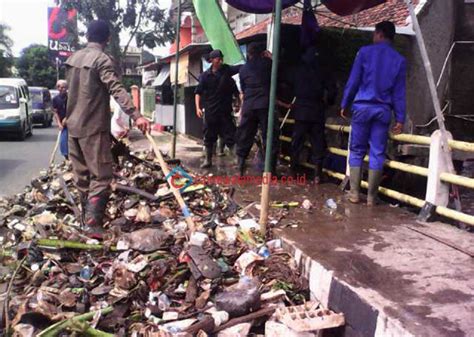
281;237;413;337
274;197;474;337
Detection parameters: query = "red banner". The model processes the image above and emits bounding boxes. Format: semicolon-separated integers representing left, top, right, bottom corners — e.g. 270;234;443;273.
48;7;77;62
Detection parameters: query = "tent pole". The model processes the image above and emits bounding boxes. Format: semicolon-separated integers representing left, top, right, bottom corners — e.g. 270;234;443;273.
259;0;283;234
171;0;182;159
405;0;461;210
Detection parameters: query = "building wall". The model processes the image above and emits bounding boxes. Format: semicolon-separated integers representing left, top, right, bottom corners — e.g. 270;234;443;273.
404;0;457;134
224;2;270;35
447;1;474;141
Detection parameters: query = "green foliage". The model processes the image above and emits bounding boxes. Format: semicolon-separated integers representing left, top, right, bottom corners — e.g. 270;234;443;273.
0;53;13;77
16;45;57;88
317;28;410;77
0;23;13;77
122;76;141;91
58;0;174;61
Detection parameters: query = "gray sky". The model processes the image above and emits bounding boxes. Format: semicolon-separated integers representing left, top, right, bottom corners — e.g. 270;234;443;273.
0;0;172;56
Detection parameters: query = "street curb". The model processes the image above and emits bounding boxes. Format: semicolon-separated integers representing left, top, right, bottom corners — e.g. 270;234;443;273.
278;235;414;337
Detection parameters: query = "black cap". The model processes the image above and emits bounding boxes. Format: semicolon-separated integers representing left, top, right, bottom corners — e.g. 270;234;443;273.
209;49;224;59
87;20;110;43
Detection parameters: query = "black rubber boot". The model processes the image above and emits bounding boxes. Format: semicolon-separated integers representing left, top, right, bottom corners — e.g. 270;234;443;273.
367;169;383;206
237;156;246;176
313;163;323;185
217;139;225;157
228;144;236;157
200;147;213;169
84;191;110;230
271;157;279;179
349;167;362;204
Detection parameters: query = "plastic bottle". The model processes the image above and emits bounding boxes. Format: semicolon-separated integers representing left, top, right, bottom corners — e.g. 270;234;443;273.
325;198;337;210
80;266;92;280
258;246;270;259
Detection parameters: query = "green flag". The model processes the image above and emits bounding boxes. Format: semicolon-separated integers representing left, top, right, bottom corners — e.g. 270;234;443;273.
192;0;244;65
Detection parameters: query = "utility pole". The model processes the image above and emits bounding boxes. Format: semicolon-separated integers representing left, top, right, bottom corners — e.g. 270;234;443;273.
56;57;60;82
171;0;182;159
259;0;283;234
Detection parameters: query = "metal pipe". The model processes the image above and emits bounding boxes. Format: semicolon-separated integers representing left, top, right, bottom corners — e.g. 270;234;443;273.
325;123;474;152
281;135;429;177
436;41;474;88
326;147;429;177
259;0;283;233
281;137;474;189
440;172;474;190
327;145;474;188
326;123;432;145
171;0;182;159
321;166;474;227
447;139;474;153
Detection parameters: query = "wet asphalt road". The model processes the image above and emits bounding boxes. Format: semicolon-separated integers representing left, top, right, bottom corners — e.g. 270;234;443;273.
0;125;61;197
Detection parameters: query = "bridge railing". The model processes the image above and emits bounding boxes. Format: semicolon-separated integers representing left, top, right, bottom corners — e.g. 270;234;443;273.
278;118;474;227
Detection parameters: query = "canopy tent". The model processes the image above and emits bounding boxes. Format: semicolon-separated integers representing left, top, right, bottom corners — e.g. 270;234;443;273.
226;0;387;48
152;64;170;87
225;0;386;16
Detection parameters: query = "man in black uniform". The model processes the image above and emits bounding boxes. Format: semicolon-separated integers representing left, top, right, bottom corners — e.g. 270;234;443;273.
236;42;279;176
290;47;337;183
195;49;240;169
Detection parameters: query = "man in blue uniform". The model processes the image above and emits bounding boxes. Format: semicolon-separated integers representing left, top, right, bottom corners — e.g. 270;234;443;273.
195;49;240;169
289;47;337;184
341;21;406;206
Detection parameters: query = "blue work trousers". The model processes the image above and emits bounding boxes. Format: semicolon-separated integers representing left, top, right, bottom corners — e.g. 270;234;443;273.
349;106;391;170
60;127;69;158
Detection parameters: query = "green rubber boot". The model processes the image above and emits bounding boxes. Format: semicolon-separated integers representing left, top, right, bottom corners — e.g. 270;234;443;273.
349;167;362;204
367;169;383;206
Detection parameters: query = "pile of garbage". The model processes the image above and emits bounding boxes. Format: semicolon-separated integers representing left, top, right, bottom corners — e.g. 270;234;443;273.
0;150;344;336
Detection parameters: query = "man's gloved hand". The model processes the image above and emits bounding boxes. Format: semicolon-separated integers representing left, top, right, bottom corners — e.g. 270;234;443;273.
135;116;151;134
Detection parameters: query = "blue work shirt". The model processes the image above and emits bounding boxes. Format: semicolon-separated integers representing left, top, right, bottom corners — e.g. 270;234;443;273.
52;93;68;122
341;41;407;123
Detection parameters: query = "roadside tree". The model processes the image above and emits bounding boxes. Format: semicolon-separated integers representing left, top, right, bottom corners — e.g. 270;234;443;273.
58;0;174;61
0;23;13;77
17;45;56;88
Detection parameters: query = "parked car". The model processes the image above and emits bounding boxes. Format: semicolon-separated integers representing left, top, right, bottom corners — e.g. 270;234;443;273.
0;78;33;140
29;86;53;127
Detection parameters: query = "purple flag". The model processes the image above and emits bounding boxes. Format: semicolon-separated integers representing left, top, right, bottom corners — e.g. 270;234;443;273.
225;0;299;14
225;0;386;16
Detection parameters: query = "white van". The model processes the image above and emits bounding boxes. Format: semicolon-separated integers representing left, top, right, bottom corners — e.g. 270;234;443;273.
0;78;33;140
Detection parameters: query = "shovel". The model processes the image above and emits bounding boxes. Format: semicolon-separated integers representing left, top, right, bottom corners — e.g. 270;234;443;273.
145;132;196;233
49;131;61;167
